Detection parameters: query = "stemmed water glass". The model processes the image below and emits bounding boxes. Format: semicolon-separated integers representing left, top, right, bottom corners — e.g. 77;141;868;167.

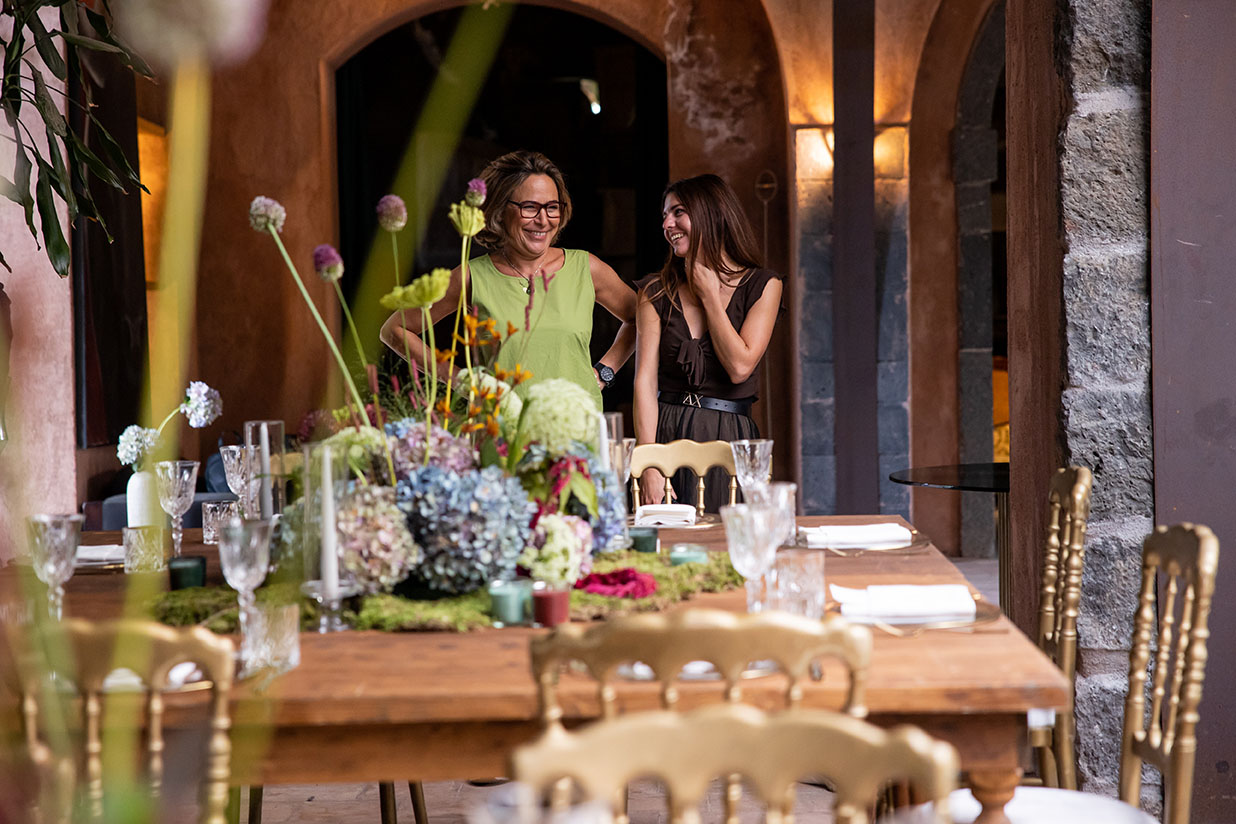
155;460;199;559
27;514;84;620
730;439;774;499
748;482;798;547
220;445;259;519
219;518;273;674
720;503;781;613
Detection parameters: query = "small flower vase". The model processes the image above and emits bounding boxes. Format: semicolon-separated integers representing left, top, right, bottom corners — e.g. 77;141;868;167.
127;468;162;528
532;581;571;628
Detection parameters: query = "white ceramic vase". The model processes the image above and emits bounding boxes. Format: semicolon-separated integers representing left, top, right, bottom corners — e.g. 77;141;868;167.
126;468;161;528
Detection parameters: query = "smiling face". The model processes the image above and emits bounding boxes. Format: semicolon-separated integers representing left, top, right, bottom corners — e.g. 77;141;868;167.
503;174;561;260
662;193;691;258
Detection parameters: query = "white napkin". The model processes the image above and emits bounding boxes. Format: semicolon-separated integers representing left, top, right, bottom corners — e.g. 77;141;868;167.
830;584;976;624
76;544;124;564
800;523;914;549
635;504;697;527
101;661;201;692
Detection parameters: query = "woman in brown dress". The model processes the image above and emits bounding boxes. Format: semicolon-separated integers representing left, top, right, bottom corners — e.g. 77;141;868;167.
633;174;784;511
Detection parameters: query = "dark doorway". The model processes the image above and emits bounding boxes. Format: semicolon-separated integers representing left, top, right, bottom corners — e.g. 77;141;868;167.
335;6;669;412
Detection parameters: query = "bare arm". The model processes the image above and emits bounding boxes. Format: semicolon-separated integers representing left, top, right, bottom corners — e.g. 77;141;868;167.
379;264;467;380
589;253;638;377
633;291;669;504
694;271;783;384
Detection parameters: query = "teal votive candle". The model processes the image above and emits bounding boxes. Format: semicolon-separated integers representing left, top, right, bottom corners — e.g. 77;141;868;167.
630;526;660;553
489;578;533;627
168;556;206;590
669;544;709;565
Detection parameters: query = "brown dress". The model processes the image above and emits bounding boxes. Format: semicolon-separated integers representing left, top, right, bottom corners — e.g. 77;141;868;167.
640;269;781;511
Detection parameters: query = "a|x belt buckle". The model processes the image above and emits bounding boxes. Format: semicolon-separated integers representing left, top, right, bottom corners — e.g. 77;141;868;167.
683;393;703;407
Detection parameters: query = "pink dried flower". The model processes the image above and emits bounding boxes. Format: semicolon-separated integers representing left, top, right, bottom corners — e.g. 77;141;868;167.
377;194;408;232
313;244;344;283
465;178;487;207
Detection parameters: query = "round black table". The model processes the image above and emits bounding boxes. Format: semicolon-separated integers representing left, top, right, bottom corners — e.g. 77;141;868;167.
889;462;1010;608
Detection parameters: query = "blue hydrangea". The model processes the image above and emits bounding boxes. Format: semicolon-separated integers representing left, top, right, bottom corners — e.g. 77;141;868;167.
396;465;534;594
589;460;628;554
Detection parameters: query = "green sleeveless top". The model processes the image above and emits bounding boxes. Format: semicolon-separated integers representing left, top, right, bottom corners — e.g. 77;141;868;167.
469;249;602;409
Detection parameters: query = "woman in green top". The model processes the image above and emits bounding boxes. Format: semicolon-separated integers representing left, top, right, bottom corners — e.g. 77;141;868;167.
380;150;636;409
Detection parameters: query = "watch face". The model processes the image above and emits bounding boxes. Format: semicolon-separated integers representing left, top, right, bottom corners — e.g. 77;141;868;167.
597;364;615;383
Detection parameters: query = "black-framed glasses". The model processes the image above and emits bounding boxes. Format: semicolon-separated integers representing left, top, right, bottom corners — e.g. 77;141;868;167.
507;199;562;219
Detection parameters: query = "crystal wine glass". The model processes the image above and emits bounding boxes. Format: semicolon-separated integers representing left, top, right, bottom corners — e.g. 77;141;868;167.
155;460;199;559
220;445;259;519
720;503;781;613
218;518;273;674
27;513;84;620
748;482;798;547
730;439;774;498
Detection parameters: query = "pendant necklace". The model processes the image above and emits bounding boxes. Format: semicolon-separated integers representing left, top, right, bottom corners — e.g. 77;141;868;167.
502;251;547;295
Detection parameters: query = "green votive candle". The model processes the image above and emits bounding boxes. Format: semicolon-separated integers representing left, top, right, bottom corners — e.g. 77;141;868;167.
669;544;709;566
489;578;533;627
630;526;659;553
168;556;206;590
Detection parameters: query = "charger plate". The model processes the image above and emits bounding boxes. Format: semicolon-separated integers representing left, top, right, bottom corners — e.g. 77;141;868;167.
826;597;1002;638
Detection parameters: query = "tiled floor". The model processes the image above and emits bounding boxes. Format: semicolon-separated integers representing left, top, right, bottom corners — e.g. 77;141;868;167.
252;558;998;824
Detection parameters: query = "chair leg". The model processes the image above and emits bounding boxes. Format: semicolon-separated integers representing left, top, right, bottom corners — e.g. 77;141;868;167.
247;786;264;824
408;781;428;824
225;787;242;824
379;782;398;824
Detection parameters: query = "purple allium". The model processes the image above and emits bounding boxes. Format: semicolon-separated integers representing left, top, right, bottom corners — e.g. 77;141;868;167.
465;178;487;207
377;194;408;232
313;244;345;283
248;196;286;233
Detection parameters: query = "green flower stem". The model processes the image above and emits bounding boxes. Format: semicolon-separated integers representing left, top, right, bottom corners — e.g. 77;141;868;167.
267;226;368;417
155;407;180;436
333;278;396;480
445;233;471;410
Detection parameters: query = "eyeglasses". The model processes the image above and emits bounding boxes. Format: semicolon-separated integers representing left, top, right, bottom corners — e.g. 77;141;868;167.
507;200;562;219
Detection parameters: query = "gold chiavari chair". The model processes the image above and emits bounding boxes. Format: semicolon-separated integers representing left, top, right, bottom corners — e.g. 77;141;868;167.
630;439;738;517
893;522;1218;824
511;703;959;824
532;607;872;822
1030;465;1093;790
17;619;235;824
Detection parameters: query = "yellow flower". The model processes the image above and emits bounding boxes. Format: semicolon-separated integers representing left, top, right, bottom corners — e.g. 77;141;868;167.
449;202;485;238
380;268;451;310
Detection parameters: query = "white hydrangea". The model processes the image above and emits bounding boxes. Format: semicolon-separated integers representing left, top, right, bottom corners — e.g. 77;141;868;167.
117;425;159;468
180;381;223;428
521;379;598;456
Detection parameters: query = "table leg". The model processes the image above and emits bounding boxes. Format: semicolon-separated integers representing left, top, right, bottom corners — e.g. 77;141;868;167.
996;491;1011;612
969;767;1021;824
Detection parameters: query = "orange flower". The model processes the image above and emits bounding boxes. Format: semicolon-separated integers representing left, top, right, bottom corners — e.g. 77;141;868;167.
482;318;497;335
510;363;532;385
435;400;452;417
468;404;482;417
435;348;453;363
506;322;518;338
485;416;500;437
493;366;510;382
463;314;480;333
461;421;483;434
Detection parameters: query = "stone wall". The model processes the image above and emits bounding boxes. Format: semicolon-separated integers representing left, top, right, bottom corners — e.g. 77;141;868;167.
1056;0;1155;804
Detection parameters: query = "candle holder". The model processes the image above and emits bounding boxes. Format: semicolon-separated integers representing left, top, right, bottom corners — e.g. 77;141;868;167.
300;579;362;633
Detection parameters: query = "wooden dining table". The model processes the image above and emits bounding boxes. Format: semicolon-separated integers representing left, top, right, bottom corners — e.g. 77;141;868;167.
53;516;1068;824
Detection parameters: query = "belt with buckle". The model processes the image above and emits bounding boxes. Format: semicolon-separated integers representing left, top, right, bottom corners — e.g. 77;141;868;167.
658;392;753;416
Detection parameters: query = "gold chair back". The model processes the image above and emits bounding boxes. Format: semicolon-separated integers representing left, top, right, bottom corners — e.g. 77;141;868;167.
19;619;235;824
630;440;738;517
511;703;958;824
1119;523;1219;824
531;607;872;726
1032;465;1092;789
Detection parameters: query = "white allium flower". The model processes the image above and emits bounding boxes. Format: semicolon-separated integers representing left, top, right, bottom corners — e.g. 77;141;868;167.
115;0;271;73
521;379;598;456
248;196;287;233
117;425;159;468
180;381;223;428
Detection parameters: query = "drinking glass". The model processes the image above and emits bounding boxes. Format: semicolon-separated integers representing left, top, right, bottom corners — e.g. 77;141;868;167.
730;439;774;498
748;482;797;547
155;460;199;559
773;548;826;618
244;420;286;519
219;518;273;674
603;411;624;443
201;501;239;544
27;514;84;620
719;503;780;613
219;445;260;519
123;526;168;573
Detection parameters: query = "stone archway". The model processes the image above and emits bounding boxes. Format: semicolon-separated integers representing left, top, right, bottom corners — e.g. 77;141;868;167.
195;0;795;471
906;0;1000;554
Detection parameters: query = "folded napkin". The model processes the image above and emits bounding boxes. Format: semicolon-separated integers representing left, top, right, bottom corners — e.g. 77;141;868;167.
830;584;976;624
635;503;697;527
800;523;914;549
101;662;201;692
76;544;124;564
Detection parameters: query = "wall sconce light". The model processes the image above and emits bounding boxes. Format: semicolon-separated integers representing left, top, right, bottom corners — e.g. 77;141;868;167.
873;126;907;178
579;78;601;115
795;127;834;179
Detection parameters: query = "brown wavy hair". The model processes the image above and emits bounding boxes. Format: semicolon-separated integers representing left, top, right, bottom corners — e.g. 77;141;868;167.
475;150;573;251
646;174;762;308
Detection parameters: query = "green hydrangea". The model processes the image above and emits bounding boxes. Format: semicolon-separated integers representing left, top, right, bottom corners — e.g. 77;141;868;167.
521;378;598;456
